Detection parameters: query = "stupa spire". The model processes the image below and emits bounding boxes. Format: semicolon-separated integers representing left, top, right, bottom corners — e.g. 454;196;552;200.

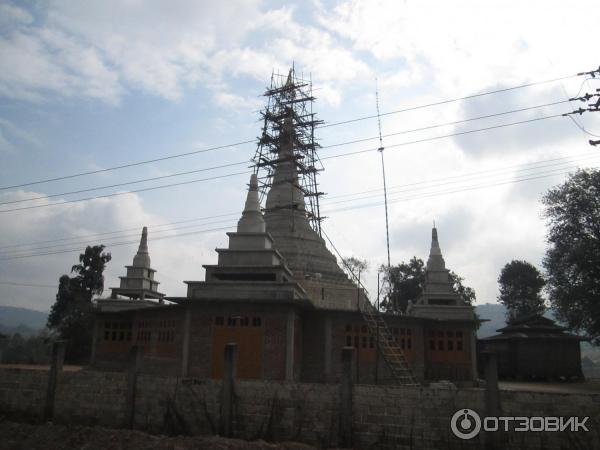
426;226;445;271
132;226;151;268
264;117;309;228
237;174;266;233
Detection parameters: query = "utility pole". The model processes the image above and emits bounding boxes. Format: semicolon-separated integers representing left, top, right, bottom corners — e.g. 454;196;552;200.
564;66;600;146
375;80;391;268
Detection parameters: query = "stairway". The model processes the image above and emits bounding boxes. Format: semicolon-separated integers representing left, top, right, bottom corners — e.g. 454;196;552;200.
360;299;419;386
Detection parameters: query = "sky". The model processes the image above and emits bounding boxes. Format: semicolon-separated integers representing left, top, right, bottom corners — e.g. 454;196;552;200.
1;0;600;312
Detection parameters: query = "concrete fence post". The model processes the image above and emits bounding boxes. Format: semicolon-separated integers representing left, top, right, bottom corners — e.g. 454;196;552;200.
340;346;355;448
44;341;66;421
484;351;500;417
221;342;238;437
124;345;143;429
181;305;192;377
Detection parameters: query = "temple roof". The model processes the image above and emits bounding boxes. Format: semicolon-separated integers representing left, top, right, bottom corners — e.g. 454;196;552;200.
132;226;151;268
185;173;309;303
481;314;587;341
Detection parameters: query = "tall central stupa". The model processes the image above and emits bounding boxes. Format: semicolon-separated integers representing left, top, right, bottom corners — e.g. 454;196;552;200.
255;68;363;308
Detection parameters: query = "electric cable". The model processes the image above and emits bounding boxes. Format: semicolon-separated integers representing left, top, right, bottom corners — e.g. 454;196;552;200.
0;113;565;214
0;72;582;191
4;100;568;207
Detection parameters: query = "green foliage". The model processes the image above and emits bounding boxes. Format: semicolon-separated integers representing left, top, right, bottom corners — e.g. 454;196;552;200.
542;169;600;344
497;260;546;322
71;245;112;300
342;256;369;282
380;257;424;313
47;245;111;362
449;271;477;306
0;331;52;365
380;257;476;313
47;275;72;329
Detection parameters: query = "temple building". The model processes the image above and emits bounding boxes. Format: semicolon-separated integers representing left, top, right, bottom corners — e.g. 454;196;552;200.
478;314;586;380
91;70;479;384
92;174;479;383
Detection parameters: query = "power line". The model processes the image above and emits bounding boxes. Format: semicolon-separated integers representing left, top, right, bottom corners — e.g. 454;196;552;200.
0;212;239;250
324;164;600;214
0;160;251;206
324;153;600;204
327;162;598;206
0;218;235;256
0;150;581;251
0;225;235;261
4;153;598;260
320;100;569;150
4;99;567;208
0;139;256;191
566;115;600;138
0;171;251;213
0;113;566;214
320;113;564;162
320;73;579;128
0;72;582;192
0;281;57;289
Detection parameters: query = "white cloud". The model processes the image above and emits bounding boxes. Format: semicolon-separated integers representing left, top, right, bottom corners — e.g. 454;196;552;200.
0;191;226;310
213;90;262;112
0;3;33;28
0;118;42;153
0;127;14;153
0;28;121;103
319;0;600;97
0;1;374;106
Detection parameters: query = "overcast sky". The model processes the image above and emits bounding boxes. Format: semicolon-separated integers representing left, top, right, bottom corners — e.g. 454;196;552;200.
1;0;600;312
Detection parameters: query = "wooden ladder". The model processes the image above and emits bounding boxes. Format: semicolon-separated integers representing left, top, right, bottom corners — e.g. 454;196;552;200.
360;300;419;386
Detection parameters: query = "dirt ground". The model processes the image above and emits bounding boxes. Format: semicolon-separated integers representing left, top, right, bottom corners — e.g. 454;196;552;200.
499;380;600;394
0;420;320;450
0;364;82;372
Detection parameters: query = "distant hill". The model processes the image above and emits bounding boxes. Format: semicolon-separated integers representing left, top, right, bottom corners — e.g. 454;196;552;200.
475;303;508;338
0;306;48;336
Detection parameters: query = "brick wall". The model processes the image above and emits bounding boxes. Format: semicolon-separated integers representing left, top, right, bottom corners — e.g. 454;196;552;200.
0;368;47;418
1;367;599;449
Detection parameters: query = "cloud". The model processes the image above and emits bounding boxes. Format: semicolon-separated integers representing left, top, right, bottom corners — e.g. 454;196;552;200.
0;3;33;29
0;1;373;107
451;85;576;157
0;191;225;310
0;127;14;153
0;118;42;153
213;90;262;113
0;27;121;104
318;0;600;99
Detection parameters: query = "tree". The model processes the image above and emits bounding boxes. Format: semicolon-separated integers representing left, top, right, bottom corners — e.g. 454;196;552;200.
380;257;424;313
47;245;111;362
497;260;546;322
380;257;476;313
449;271;477;306
342;256;369;284
71;245;112;300
542;169;600;344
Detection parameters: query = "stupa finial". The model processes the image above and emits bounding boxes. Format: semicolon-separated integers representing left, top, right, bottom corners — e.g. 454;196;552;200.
132;226;151;268
237;174;265;233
